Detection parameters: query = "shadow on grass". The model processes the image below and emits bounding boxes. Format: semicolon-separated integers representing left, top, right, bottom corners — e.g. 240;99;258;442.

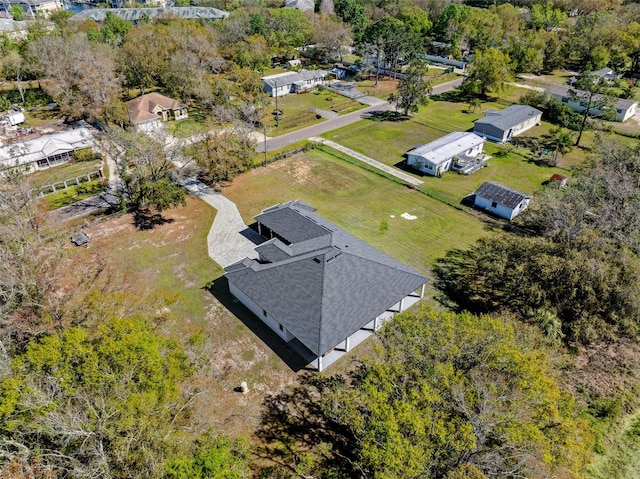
253;373;359;476
134;209;175;230
206;275;313;373
362;110;409;122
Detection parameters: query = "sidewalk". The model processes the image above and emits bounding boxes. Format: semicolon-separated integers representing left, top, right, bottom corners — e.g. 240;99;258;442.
309;137;423;186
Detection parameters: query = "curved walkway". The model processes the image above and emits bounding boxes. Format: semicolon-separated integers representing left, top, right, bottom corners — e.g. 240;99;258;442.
180;178;261;268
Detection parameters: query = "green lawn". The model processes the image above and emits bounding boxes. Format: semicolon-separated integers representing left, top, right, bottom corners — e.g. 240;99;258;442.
223;148;495;274
264;88;364;136
29;160;103;188
42;180;107;210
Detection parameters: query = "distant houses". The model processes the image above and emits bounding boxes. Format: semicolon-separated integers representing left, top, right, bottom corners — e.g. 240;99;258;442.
406;132;485;177
262;70;329;97
225;200;427;372
127;92;188;132
473;105;542;143
0;0;62;18
70;6;229;23
545;85;638;122
473;181;530;220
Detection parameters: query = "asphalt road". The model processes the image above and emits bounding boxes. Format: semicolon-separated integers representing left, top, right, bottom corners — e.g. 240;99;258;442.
259;77;464;152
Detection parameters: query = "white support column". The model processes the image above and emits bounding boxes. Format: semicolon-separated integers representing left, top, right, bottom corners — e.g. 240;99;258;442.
317;356;323;372
373;317;378;331
420;283;425;298
399;297;404;312
345;336;351;352
258;222;262;236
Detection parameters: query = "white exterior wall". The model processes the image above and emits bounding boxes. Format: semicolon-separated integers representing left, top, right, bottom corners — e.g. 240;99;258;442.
407;154;452;176
475;195;529;220
553;93;636;122
265;83;292;98
229;280;294;342
619;103;637;122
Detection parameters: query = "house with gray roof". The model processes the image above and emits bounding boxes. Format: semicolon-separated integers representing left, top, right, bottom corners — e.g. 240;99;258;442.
473;105;542;143
406;131;485;177
473;181;530;220
546;84;637;122
589;67;620;82
70;6;229;23
0;0;62;18
284;0;314;12
225;201;427;371
262;70;329;97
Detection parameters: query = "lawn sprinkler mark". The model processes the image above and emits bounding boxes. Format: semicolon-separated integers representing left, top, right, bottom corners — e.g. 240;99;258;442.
401;212;417;220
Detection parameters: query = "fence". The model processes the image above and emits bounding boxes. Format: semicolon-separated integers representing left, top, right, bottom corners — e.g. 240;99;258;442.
38;170;103;196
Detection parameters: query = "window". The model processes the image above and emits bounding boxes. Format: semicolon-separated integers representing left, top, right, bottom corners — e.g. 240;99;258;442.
491;201;498;208
263;309;267;317
279;323;284;332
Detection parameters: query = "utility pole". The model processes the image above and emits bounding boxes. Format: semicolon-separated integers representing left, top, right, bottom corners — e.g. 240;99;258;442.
262;122;268;167
275;80;279;127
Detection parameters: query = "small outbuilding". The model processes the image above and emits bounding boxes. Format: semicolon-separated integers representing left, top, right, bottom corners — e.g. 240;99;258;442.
473;105;542;143
406;132;485;177
473;181;530;220
550;173;568;188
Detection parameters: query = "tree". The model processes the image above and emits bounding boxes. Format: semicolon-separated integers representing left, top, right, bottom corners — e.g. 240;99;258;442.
333;0;367;43
10;5;23;21
570;74;616;146
0;317;196;478
310;14;352;62
388;60;431;116
541;126;574;165
2;50;27;105
531;1;567;32
165;435;250;479
264;9;312;57
461;48;513;97
259;307;592;478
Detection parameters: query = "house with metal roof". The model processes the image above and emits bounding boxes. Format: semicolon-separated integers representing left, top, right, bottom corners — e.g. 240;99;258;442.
0;127;93;172
0;0;62;18
589;67;620;82
127;92;187;132
262;70;329;97
473;181;530;220
225;201;428;371
284;0;314;12
473;105;542;143
546;85;637;122
406;131;485;177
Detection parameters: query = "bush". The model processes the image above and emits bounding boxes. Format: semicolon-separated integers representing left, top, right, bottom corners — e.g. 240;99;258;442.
73;148;97;162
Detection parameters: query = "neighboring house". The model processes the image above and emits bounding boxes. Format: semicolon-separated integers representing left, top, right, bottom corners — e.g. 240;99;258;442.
473;181;530;220
0;0;62;18
127;92;188;132
406;131;485;177
590;67;619;82
284;0;314;12
0;127;93;172
3;107;25;126
70;6;229;23
546;85;637;122
225;201;428;372
262;70;329;97
473;105;542;143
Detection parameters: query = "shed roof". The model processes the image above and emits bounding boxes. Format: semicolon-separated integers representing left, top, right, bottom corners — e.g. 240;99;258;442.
475;181;529;209
284;0;314;11
225;201;427;357
407;132;484;166
474;105;542;131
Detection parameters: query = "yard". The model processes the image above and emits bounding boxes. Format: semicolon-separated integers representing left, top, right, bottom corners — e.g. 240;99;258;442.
62;197;300;439
28;159;103;188
223;148;495;275
263;88;364;135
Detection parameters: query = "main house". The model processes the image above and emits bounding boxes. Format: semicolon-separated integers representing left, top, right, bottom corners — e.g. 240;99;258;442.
127;92;188;132
225;201;428;371
406;131;485;177
0;127;93;172
546;85;638;122
262;70;329;97
473;181;530;220
473;105;542;143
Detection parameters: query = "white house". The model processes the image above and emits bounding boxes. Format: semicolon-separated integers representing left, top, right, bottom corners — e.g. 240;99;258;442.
546;85;638;122
406;132;485;177
3;108;24;126
0;127;94;172
225;201;427;372
473;105;542;143
262;70;329;97
0;0;63;18
473;181;530;220
590;67;620;82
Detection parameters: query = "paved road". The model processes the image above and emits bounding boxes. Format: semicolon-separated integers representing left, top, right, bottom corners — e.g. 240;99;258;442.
180;178;262;268
310;137;423;186
260;77;464;152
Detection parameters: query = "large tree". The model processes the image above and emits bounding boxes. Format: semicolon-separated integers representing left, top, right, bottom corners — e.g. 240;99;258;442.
461;48;513;97
570;74;616;146
259;307;591;478
388;59;431;116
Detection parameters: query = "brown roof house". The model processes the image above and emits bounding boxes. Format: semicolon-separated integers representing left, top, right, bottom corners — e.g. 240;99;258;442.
127;92;188;132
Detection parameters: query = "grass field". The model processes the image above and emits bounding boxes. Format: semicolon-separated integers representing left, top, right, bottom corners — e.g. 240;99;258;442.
29;160;103;188
223;149;495;274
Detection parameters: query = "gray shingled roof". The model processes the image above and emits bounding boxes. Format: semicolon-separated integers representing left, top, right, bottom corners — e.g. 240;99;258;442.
475;181;529;209
474;105;542;131
70;6;229;22
284;0;314;11
545;84;637;110
225;201;427;357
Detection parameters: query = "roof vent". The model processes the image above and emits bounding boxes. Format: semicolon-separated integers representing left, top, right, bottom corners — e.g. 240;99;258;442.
313;257;321;263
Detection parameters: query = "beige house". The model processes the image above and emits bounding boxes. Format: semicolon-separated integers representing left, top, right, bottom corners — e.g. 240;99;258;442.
0;0;62;18
127;92;188;132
